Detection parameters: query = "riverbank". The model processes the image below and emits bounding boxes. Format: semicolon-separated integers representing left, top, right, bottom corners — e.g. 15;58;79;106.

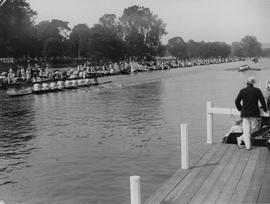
0;56;248;90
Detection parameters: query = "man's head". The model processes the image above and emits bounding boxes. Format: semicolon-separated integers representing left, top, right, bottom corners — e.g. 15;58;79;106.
246;76;255;86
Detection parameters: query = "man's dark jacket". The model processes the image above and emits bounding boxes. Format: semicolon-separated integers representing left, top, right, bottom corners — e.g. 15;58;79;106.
235;85;267;118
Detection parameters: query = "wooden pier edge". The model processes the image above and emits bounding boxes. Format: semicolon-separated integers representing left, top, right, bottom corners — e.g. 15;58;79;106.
144;144;219;204
143;102;270;204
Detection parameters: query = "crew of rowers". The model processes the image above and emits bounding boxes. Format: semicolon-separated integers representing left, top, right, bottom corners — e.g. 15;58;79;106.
0;56;248;86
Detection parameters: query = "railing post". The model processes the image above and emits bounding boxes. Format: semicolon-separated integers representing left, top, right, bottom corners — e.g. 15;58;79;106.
130;176;141;204
181;123;189;169
207;101;213;144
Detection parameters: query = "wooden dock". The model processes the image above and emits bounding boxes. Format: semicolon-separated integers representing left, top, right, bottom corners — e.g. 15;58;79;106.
145;143;270;204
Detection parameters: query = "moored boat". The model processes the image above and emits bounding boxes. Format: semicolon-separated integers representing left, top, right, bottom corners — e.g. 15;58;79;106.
239;65;250;72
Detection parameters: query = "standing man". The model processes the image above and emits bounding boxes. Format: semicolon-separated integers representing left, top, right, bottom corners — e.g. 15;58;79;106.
235;76;267;150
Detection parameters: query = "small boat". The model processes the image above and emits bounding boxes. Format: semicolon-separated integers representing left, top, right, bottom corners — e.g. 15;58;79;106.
239;65;250;72
7;87;33;97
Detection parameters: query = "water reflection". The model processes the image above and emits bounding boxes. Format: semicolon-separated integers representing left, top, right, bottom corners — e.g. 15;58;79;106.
90;81;165;151
0;93;38;185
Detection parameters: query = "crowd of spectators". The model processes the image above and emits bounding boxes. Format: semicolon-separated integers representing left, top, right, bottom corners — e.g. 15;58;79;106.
0;56;247;87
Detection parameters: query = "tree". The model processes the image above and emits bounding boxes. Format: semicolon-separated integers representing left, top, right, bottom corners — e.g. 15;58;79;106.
200;42;230;57
186;40;203;58
231;42;243;57
88;24;125;61
186;40;231;58
35;19;71;57
70;24;90;58
167;37;187;58
120;5;167;57
262;48;270;57
35;19;70;42
42;37;63;57
240;35;262;57
0;0;37;57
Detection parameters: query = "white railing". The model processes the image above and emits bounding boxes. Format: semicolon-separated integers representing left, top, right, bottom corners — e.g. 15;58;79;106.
206;101;270;144
133;101;269;203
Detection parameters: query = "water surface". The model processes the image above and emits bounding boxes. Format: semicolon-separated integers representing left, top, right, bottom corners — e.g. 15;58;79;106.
1;59;269;203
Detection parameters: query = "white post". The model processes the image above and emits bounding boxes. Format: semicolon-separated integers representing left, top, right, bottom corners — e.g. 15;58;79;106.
207;101;213;144
181;123;189;169
130;176;141;204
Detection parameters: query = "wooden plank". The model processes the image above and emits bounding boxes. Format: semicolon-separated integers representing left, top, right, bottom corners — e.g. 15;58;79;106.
145;145;211;204
189;145;237;204
144;168;191;204
257;150;270;203
171;144;230;204
243;148;268;203
229;147;260;203
161;143;224;204
200;148;243;204
214;150;251;204
257;172;270;203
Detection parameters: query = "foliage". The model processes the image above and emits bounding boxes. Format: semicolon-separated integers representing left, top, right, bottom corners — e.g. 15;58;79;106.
42;37;63;57
185;40;231;58
200;42;231;57
231;42;243;57
240;35;262;57
70;24;91;58
0;0;36;57
88;24;125;61
186;40;203;58
120;5;167;57
35;19;71;57
262;48;270;57
99;14;122;38
230;36;262;57
167;37;187;58
0;1;264;61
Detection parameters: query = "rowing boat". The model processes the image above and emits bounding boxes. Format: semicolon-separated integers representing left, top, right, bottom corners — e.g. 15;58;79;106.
7;87;33;97
7;80;112;96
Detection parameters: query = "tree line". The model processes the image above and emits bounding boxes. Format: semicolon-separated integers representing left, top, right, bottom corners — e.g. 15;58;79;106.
0;0;266;63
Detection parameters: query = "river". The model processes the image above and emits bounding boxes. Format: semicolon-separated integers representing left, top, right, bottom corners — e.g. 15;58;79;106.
0;58;269;204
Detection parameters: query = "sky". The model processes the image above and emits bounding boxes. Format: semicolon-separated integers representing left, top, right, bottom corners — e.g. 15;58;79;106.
27;0;270;44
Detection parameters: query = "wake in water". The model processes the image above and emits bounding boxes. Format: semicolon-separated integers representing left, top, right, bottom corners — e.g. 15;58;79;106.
225;67;261;71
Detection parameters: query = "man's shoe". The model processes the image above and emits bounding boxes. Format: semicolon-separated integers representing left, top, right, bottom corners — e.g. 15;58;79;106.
222;136;228;143
266;140;270;152
236;137;243;149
